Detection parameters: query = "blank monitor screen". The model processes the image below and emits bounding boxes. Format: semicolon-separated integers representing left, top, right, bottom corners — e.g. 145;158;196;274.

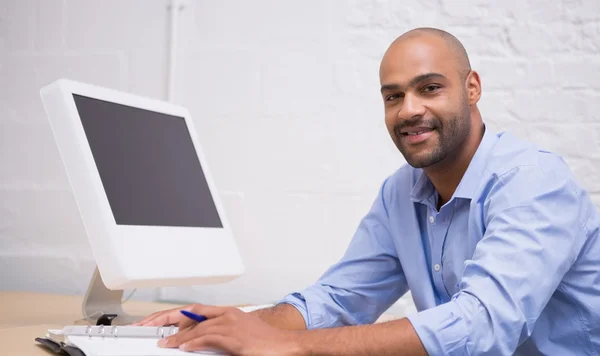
72;94;223;228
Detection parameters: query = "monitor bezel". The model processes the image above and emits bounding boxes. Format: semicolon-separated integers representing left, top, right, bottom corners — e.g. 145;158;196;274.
40;79;244;289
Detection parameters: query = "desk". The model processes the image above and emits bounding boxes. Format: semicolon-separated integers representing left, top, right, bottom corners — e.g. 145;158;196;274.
1;291;399;355
0;291;182;355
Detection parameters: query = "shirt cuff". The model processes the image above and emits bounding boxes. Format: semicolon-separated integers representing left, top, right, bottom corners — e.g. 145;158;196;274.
277;289;333;329
406;297;478;355
276;293;310;329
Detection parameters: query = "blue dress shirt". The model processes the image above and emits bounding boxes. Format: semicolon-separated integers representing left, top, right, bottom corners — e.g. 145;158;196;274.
279;126;600;355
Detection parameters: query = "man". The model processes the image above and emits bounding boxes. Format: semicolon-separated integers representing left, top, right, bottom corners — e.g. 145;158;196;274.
136;27;600;355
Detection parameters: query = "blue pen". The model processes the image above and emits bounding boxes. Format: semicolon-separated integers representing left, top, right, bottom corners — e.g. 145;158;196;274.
180;310;208;323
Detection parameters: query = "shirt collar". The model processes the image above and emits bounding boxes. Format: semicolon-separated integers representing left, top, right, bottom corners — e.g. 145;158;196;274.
410;124;498;203
410;168;435;203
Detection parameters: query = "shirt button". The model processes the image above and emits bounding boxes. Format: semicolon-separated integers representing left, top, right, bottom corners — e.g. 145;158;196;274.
434;264;441;272
429;216;435;224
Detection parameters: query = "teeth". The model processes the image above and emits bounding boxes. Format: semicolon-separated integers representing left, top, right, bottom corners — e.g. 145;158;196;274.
407;130;428;136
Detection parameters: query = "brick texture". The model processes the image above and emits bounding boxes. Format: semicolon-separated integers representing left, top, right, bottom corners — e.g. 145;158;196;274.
1;0;599;316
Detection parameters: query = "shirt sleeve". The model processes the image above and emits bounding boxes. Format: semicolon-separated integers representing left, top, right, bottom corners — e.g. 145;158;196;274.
407;164;591;355
278;177;409;329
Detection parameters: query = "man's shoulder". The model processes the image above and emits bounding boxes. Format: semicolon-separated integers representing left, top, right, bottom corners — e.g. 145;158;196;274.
485;131;571;180
481;131;588;208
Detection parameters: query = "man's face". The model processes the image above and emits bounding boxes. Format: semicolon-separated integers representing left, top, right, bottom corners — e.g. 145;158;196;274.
380;36;472;169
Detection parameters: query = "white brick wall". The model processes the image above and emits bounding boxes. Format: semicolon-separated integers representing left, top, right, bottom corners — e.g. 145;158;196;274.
1;0;599;318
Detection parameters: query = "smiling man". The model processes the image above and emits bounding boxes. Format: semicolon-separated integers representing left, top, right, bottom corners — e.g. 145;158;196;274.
136;28;600;355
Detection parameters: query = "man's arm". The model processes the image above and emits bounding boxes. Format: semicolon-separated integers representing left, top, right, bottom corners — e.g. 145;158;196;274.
405;165;591;355
159;304;427;355
250;303;426;355
274;177;409;330
250;303;427;355
293;318;426;356
251;303;307;330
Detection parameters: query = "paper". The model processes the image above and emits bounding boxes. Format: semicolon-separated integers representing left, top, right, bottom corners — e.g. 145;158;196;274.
65;336;228;356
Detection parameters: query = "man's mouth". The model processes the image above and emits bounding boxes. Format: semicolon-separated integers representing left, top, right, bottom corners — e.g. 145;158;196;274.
399;127;435;144
404;129;432;136
400;127;434;135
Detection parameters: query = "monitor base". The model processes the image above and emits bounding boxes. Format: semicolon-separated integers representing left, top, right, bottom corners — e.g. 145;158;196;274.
81;267;144;326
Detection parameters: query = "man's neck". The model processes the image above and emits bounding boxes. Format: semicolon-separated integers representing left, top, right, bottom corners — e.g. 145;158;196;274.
425;120;485;210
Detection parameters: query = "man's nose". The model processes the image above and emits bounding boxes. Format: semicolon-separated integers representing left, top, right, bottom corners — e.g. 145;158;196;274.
398;93;426;120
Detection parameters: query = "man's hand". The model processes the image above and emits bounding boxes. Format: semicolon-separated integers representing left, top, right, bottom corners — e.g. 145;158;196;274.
133;304;199;330
134;303;426;355
135;302;307;331
156;305;301;355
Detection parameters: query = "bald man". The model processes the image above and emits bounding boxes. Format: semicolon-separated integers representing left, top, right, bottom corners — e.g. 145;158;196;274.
137;28;600;355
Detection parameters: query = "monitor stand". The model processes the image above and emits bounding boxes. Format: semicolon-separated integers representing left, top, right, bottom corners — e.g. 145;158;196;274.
81;267;144;326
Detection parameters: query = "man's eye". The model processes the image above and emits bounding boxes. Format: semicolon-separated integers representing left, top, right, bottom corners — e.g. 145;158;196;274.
423;85;441;93
386;94;400;101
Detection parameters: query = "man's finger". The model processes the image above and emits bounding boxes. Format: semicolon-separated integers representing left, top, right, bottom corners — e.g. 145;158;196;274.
179;334;240;354
178;307;212;330
160;318;222;348
136;305;195;326
132;310;166;326
188;305;235;319
178;316;197;331
141;310;185;326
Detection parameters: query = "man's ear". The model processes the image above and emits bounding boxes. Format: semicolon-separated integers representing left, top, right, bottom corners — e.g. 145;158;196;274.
466;70;482;105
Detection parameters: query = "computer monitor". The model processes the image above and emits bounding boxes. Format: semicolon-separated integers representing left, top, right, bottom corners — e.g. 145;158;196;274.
40;79;244;324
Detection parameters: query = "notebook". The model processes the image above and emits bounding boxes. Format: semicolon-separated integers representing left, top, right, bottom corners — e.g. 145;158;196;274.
35;325;229;356
34;305;275;355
